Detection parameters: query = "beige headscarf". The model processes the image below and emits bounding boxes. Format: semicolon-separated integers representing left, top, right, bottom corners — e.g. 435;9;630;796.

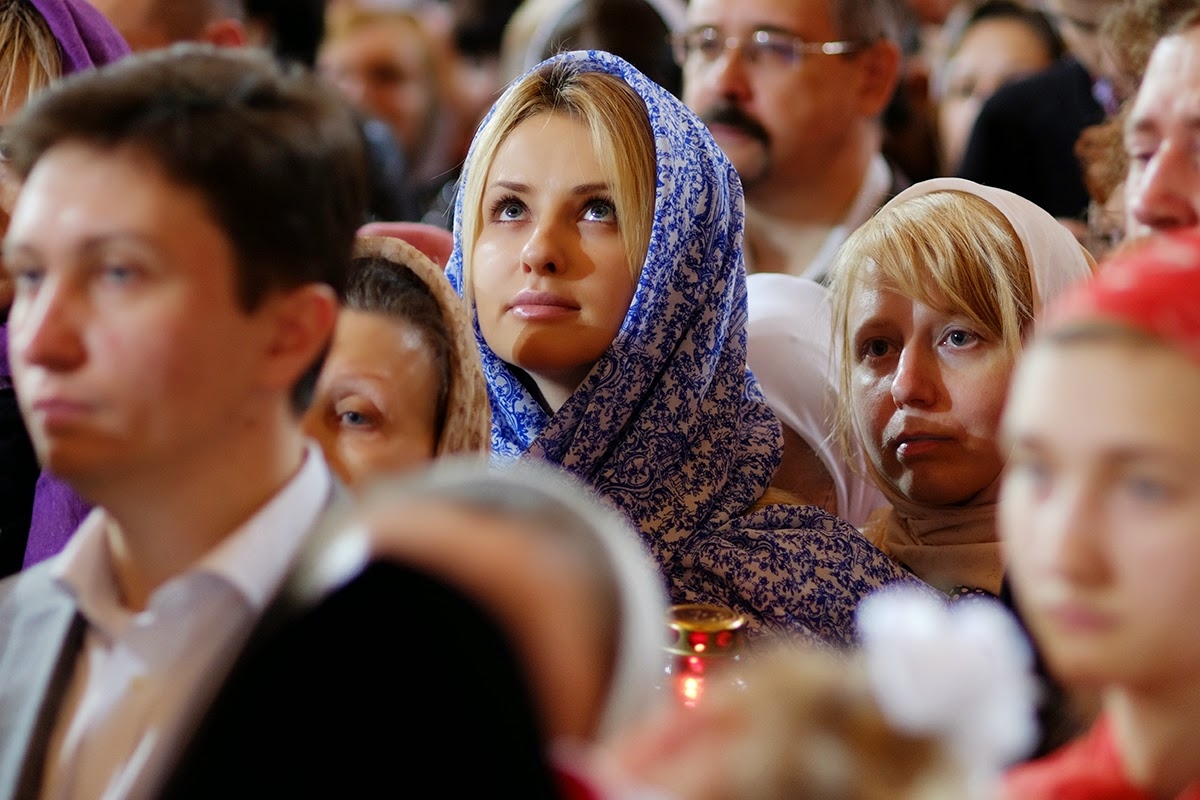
862;178;1096;596
352;236;490;458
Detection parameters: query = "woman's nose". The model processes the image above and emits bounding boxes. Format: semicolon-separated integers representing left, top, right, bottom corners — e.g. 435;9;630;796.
520;220;567;276
890;344;939;408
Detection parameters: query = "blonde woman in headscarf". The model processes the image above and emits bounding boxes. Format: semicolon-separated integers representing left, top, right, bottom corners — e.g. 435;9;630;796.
827;177;1096;598
303;235;489;488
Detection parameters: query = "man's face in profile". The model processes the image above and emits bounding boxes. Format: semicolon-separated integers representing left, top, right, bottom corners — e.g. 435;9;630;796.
1124;26;1200;237
3;142;276;490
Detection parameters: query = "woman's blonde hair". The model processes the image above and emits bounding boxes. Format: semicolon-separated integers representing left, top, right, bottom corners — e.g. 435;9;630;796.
0;1;62;113
827;190;1034;458
458;59;656;290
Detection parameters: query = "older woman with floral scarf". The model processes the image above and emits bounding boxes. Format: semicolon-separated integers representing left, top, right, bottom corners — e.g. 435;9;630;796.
447;49;919;646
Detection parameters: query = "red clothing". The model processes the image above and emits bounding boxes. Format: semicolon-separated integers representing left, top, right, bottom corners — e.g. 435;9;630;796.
555;764;604;800
1003;717;1200;800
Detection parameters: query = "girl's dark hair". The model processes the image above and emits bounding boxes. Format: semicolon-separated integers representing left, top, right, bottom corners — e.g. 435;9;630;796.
346;256;453;445
955;0;1066;61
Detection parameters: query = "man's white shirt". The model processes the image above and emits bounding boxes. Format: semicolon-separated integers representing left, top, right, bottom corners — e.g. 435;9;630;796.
39;443;331;800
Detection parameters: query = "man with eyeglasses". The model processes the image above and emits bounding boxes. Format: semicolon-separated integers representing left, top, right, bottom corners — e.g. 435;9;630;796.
676;0;903;281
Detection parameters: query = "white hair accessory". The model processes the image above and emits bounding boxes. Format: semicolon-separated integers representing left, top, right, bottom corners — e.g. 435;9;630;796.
856;586;1039;796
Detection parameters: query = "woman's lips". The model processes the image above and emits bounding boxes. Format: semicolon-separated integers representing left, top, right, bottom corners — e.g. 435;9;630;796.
1043;601;1115;634
508;290;579;321
895;435;953;458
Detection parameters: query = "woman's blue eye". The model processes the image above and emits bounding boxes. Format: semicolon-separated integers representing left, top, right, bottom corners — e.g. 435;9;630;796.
585;201;615;221
490;194;526;221
339;411;369;427
944;329;976;347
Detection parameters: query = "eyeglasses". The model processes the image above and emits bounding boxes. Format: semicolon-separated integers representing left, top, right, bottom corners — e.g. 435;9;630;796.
671;27;869;69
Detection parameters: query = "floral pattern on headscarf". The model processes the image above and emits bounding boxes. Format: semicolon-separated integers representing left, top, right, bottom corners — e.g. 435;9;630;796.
446;49;920;645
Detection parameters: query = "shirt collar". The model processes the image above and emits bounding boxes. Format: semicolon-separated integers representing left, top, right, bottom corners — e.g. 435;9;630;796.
192;441;331;610
52;442;332;625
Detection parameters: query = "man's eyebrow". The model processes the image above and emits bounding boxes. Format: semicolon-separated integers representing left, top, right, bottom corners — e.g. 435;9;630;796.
1126;112;1200;138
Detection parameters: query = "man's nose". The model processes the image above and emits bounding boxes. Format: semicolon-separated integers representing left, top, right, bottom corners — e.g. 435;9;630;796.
10;276;87;373
1128;141;1200;234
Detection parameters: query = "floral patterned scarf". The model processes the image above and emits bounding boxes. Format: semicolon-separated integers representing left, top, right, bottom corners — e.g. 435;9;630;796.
446;50;919;645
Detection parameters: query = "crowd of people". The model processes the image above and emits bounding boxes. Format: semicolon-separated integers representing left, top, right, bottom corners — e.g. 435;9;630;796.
0;0;1199;797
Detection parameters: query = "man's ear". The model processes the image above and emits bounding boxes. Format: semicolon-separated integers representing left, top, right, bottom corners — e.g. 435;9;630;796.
856;39;903;119
259;283;339;395
201;18;249;48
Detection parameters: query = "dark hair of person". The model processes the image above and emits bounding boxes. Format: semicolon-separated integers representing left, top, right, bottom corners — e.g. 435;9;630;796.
345;256;453;445
538;0;682;97
3;43;370;412
955;0;1066;61
241;0;326;69
451;0;523;58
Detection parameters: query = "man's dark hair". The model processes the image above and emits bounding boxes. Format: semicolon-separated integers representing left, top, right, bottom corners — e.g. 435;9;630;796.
3;43;369;412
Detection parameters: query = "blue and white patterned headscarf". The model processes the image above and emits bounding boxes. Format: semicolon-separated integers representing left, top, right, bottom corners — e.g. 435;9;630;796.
446;50;919;645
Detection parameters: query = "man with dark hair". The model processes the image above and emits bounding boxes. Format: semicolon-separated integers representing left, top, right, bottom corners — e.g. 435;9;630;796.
678;0;905;280
0;44;366;799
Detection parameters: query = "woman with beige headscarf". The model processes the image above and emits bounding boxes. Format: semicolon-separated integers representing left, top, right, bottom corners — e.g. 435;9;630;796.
828;178;1096;597
303;235;489;488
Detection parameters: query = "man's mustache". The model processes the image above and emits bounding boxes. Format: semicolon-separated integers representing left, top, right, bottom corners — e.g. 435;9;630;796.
701;102;770;147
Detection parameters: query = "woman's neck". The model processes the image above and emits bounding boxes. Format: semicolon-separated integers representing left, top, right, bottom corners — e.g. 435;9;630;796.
1106;682;1200;798
520;364;591;414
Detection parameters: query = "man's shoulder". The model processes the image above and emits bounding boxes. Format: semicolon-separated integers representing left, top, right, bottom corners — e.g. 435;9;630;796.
0;562;78;669
0;561;69;621
0;563;82;800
